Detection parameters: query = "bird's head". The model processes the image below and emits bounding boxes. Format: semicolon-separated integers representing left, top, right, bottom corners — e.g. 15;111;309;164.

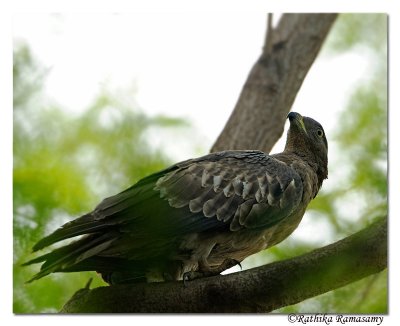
285;112;328;183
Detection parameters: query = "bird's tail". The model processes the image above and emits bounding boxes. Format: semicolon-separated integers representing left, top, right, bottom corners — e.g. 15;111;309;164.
23;232;118;283
31;213;118;252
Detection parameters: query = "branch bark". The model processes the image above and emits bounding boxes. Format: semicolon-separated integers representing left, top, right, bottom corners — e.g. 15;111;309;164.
60;217;387;313
211;13;337;153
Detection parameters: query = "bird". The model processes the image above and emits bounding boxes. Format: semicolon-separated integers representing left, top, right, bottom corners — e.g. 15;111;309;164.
24;112;328;284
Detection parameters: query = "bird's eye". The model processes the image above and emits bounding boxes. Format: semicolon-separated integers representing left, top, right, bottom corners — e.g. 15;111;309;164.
317;129;324;137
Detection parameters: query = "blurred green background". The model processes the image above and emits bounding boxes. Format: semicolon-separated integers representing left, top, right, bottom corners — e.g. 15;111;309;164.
13;14;387;313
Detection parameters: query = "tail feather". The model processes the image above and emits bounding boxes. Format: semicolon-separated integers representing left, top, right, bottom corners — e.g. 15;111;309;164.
31;186;156;252
24;172;170;283
25;233;118;283
32;213;118;252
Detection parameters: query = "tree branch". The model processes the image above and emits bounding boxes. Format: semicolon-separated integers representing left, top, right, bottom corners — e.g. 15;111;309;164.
211;13;338;153
60;217;387;313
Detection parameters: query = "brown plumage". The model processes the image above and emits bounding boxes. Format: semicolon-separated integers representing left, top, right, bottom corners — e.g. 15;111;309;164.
24;112;328;284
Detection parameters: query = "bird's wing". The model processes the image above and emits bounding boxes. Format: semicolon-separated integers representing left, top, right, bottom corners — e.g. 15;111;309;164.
154;150;304;232
31;151;303;253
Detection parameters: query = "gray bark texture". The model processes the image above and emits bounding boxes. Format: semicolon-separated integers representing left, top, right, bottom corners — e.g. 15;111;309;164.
59;13;387;313
60;217;387;313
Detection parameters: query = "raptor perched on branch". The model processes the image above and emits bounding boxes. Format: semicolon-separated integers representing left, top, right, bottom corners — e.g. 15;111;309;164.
25;112;328;284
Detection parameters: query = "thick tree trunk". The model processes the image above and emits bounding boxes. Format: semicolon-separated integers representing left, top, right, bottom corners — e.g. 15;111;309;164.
60;217;387;313
211;13;337;153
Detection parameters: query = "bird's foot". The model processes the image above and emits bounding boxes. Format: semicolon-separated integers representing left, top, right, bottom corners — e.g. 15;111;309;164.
182;259;242;286
220;258;242;271
84;277;93;289
183;271;205;287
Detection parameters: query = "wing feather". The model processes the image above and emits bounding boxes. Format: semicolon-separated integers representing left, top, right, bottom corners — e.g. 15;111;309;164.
155;151;304;231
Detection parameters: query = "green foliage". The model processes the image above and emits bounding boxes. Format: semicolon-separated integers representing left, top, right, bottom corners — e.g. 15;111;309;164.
325;14;387;56
13;43;188;313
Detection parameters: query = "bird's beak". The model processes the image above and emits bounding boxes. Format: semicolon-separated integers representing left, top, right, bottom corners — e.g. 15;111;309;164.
287;112;307;135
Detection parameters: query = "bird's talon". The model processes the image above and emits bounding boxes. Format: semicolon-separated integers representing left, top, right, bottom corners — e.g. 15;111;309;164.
84;277;93;289
183;272;191;287
182;271;204;287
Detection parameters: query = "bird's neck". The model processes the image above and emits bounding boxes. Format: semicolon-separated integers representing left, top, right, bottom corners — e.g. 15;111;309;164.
275;150;328;191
